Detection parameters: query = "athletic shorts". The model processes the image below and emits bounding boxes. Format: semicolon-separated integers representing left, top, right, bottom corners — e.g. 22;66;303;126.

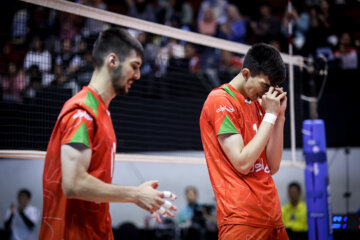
219;224;289;240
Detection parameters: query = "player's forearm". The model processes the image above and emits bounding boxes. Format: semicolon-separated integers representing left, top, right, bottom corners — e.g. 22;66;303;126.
266;116;285;175
235;121;274;174
64;173;138;203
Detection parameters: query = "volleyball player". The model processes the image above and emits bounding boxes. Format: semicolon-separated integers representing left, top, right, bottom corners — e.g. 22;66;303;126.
200;43;289;239
39;28;176;239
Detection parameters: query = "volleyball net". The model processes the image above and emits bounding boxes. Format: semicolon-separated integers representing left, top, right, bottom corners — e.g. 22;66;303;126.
0;0;306;167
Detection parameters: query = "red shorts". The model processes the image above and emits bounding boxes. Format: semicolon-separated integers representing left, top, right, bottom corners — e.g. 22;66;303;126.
219;224;289;240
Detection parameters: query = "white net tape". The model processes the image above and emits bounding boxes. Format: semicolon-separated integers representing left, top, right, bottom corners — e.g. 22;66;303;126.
0;150;305;168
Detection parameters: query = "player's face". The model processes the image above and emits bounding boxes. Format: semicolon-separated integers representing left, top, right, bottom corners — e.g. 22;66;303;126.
245;74;272;102
111;50;142;96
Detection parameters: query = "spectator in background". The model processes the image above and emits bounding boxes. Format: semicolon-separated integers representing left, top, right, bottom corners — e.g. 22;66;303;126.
250;3;281;43
59;17;77;41
134;31;159;78
127;0;156;22
162;0;194;28
29;6;57;41
184;43;200;73
57;11;83;42
82;0;109;38
1;62;26;103
178;186;217;240
74;50;94;88
282;182;308;237
156;38;185;74
23;37;51;73
281;1;310;53
178;187;202;224
23;65;42;100
55;39;76;73
333;32;358;70
198;0;228;25
197;7;218;37
67;39;90;74
269;40;282;52
4;189;40;240
11;7;29;45
317;0;333;32
0;42;26;74
218;50;242;83
49;64;78;95
306;1;335;54
50;64;67;87
219;4;247;44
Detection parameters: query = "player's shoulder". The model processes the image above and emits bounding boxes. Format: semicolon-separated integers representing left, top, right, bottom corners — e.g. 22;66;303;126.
206;85;233;103
62;87;101;119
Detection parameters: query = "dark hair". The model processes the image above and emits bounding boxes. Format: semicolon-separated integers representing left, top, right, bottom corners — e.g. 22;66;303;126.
288;182;301;192
242;43;286;86
92;27;144;69
185;186;198;195
18;189;31;199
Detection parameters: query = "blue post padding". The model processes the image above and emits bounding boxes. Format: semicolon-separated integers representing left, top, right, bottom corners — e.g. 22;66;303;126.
303;119;327;154
302;119;333;240
304;152;327;163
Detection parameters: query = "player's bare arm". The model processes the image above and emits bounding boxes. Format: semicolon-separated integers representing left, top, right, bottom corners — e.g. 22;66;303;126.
218;87;286;175
266;87;287;175
61;144;167;213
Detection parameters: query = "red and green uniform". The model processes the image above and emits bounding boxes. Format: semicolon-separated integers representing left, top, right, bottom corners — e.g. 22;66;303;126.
39;87;116;240
200;84;286;239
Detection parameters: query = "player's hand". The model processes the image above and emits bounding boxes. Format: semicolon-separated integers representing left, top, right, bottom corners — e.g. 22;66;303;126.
275;87;287;117
135;180;164;214
151;191;177;223
261;86;287;116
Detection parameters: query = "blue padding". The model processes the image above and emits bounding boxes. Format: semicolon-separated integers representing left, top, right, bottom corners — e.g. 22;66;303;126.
304;152;327;163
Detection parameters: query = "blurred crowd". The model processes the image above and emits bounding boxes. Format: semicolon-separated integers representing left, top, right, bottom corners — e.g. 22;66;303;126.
0;0;359;103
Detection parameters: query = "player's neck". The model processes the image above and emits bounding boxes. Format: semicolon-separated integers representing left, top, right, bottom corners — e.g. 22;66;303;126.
89;69;116;107
229;73;247;98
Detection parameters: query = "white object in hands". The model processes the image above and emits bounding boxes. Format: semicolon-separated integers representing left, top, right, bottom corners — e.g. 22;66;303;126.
163;191;177;201
151;191;177;222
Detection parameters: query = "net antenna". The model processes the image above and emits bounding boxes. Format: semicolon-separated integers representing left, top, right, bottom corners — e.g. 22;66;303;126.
17;0;305;165
287;0;297;164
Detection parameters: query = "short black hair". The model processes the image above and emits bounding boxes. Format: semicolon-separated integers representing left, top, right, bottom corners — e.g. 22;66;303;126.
242;43;286;86
18;189;31;199
288;182;301;192
92;27;144;69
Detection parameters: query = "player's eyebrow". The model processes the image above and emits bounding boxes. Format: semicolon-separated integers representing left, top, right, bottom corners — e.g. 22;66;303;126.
131;61;141;66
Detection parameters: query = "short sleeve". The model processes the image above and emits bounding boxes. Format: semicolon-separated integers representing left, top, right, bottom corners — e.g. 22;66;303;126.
210;95;242;136
60;109;95;148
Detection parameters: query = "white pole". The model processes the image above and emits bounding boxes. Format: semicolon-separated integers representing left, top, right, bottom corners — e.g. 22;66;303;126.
288;0;297;163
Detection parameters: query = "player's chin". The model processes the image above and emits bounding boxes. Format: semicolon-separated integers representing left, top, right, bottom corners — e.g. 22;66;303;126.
115;85;128;96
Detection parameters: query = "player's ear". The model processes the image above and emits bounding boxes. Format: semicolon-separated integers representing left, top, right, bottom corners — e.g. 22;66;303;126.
241;68;251;81
107;53;119;69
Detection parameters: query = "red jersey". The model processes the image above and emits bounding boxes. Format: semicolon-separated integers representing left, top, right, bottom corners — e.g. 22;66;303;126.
39;87;116;239
199;84;283;229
